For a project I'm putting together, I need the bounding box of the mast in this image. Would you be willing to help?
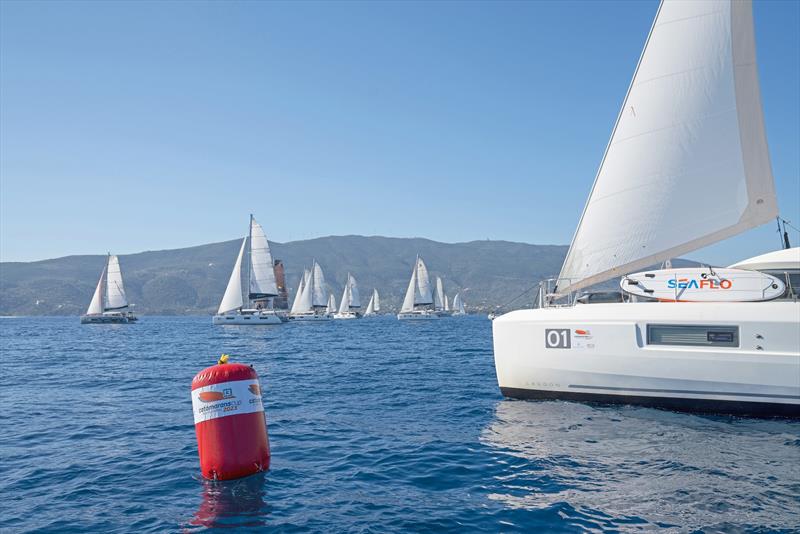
[247,213,253,309]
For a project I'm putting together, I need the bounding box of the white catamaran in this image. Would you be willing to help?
[398,256,438,320]
[81,254,137,324]
[493,0,800,417]
[364,289,381,316]
[213,215,286,325]
[334,273,361,319]
[289,261,332,321]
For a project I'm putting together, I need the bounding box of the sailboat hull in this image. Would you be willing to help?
[397,311,438,320]
[288,313,331,322]
[213,311,286,325]
[492,302,800,417]
[80,314,131,324]
[333,312,360,320]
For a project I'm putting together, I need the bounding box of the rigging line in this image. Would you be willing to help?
[496,282,541,310]
[780,218,800,234]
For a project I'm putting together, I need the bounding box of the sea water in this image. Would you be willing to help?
[1,316,798,532]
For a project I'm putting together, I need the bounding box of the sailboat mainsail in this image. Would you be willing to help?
[557,0,777,296]
[311,261,328,308]
[444,294,450,312]
[364,289,380,316]
[291,269,313,314]
[104,255,128,310]
[248,216,278,299]
[453,293,465,314]
[218,239,247,314]
[415,257,433,304]
[434,277,445,310]
[327,293,337,315]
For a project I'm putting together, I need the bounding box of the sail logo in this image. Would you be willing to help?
[198,388,235,403]
[667,278,732,290]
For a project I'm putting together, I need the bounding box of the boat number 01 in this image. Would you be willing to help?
[545,329,571,349]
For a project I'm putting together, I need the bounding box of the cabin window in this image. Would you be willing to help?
[647,324,739,347]
[226,317,234,320]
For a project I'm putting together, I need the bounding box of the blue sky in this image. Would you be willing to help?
[1,0,798,264]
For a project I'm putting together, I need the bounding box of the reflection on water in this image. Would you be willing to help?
[481,399,800,531]
[187,473,269,530]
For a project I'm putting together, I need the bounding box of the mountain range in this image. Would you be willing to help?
[0,236,571,315]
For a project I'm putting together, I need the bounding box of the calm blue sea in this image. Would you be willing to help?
[1,316,798,533]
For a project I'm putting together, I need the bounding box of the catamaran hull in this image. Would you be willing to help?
[80,315,130,324]
[333,313,359,320]
[213,313,286,325]
[397,311,438,320]
[288,314,331,322]
[492,302,800,417]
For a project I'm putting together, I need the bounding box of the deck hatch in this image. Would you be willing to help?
[647,324,739,347]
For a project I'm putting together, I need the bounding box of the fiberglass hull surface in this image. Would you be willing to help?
[492,301,800,417]
[213,313,285,325]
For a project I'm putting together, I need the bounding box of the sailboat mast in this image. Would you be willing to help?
[247,214,253,309]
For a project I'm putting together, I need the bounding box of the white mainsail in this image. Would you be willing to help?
[364,294,375,315]
[291,269,312,314]
[401,264,417,313]
[373,289,380,311]
[311,261,328,307]
[86,265,106,315]
[347,274,360,309]
[444,294,450,312]
[218,239,246,314]
[249,216,278,298]
[337,282,349,314]
[453,292,465,314]
[104,255,128,310]
[415,257,433,304]
[328,293,337,315]
[557,0,777,295]
[433,277,445,310]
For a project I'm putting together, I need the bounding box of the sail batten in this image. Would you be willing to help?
[556,0,776,295]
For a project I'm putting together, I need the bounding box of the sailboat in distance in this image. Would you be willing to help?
[433,276,450,317]
[492,0,799,417]
[334,273,361,319]
[213,215,286,325]
[452,293,466,316]
[81,254,137,324]
[398,256,438,320]
[289,260,332,321]
[364,289,381,316]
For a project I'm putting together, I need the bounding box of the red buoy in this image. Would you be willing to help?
[191,356,270,480]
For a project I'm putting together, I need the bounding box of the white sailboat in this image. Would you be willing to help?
[212,215,286,325]
[326,293,337,315]
[398,256,438,320]
[433,276,450,317]
[444,294,450,313]
[452,293,466,316]
[289,260,332,321]
[81,254,137,324]
[492,0,800,416]
[334,273,361,319]
[364,289,381,316]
